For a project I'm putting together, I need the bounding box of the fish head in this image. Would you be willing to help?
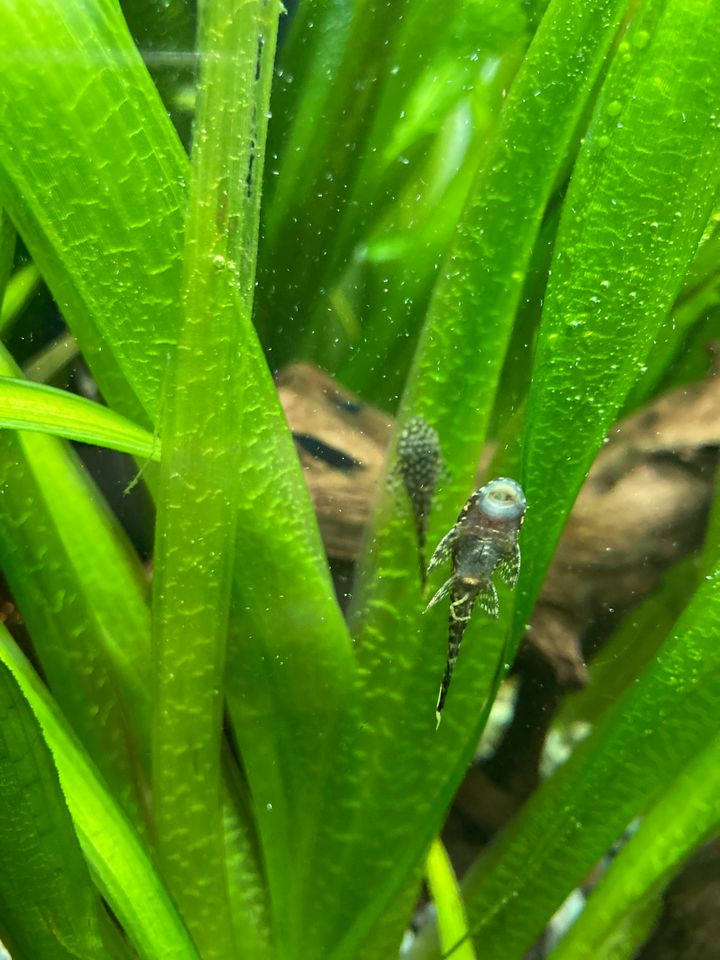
[476,478,526,520]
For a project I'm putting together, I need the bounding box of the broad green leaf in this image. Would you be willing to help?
[623,212,720,410]
[514,0,720,643]
[0,0,187,425]
[301,3,629,957]
[0,658,105,960]
[0,375,158,459]
[425,839,476,960]
[0,626,200,960]
[437,565,720,960]
[151,1,281,956]
[548,731,720,959]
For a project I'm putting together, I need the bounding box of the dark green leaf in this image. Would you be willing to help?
[0,659,105,960]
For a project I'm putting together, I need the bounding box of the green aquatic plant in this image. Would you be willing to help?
[0,0,719,959]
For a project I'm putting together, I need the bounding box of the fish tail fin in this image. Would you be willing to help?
[435,591,473,727]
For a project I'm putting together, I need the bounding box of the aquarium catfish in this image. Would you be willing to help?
[391,416,446,587]
[425,477,527,727]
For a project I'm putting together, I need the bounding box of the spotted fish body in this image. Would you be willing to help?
[393,417,445,586]
[425,478,527,727]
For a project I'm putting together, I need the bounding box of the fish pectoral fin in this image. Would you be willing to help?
[426,528,456,574]
[497,543,521,589]
[424,577,453,611]
[476,582,499,619]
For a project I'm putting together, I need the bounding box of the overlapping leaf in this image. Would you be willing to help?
[0,658,105,960]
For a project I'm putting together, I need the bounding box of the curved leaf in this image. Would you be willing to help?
[0,343,152,830]
[0,12,357,954]
[514,0,720,641]
[548,729,720,960]
[0,375,158,459]
[0,627,200,960]
[0,658,105,960]
[0,0,187,424]
[447,564,720,960]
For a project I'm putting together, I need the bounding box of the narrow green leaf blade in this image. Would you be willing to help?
[0,262,41,336]
[151,2,281,957]
[425,839,476,960]
[0,658,105,960]
[0,375,159,460]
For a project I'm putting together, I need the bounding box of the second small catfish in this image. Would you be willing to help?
[426,478,527,726]
[393,417,446,586]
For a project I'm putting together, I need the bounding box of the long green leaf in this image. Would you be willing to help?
[0,375,158,459]
[151,0,280,955]
[406,4,720,955]
[0,658,105,960]
[513,0,720,642]
[0,0,187,425]
[301,3,629,957]
[0,626,200,960]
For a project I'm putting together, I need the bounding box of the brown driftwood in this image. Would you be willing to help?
[277,363,392,563]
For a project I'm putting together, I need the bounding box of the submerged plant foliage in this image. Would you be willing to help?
[0,0,718,959]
